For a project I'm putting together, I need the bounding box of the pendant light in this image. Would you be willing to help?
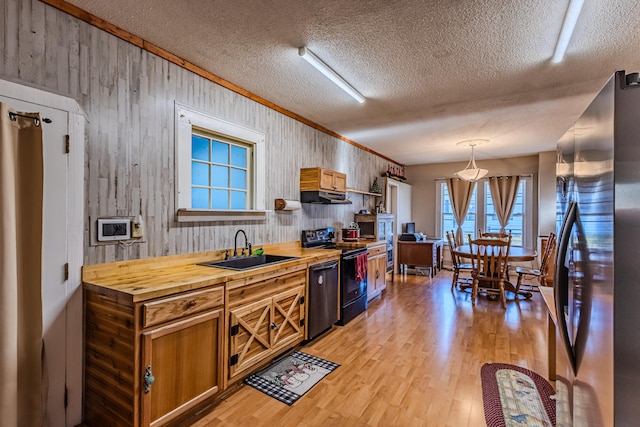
[455,139,489,182]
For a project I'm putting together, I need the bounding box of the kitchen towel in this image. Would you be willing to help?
[355,253,367,281]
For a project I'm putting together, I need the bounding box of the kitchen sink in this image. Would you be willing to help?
[199,254,299,271]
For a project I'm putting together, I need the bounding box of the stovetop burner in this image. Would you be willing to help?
[301,227,335,248]
[301,227,367,256]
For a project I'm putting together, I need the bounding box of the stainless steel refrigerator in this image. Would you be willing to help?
[555,70,640,426]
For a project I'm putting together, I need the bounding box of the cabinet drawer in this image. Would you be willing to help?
[143,287,224,328]
[368,244,386,257]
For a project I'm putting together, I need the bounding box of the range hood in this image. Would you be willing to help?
[300,191,352,204]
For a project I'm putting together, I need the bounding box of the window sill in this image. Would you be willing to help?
[176,208,269,222]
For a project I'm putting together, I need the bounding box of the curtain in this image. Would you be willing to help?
[0,103,44,427]
[488,176,521,233]
[446,178,476,246]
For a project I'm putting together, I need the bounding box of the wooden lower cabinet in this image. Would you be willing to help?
[227,269,306,382]
[83,266,307,426]
[141,309,224,426]
[84,286,225,427]
[367,243,387,301]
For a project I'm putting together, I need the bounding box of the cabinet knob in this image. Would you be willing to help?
[144,365,155,393]
[270,322,278,330]
[186,300,197,308]
[376,270,380,279]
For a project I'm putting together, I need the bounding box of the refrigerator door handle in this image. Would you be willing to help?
[555,201,577,373]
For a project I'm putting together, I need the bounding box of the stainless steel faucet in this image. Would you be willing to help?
[233,229,252,257]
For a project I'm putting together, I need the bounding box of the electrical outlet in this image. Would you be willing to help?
[131,216,144,238]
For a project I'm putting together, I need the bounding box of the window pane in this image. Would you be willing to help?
[192,188,209,209]
[191,162,209,186]
[211,165,229,187]
[211,140,229,163]
[442,183,476,242]
[230,168,247,189]
[230,145,247,168]
[230,191,246,209]
[485,181,524,246]
[211,189,228,209]
[192,135,209,161]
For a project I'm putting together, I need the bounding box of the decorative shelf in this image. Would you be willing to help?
[346,188,382,197]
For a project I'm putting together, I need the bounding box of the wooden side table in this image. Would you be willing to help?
[397,239,443,277]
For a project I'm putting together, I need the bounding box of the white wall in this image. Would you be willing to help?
[538,151,557,236]
[385,178,412,234]
[0,0,392,265]
[407,155,541,239]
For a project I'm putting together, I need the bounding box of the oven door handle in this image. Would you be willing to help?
[342,251,367,261]
[311,262,338,272]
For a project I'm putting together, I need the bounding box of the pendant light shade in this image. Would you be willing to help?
[455,139,489,181]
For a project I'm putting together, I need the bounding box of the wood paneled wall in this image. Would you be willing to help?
[0,0,389,264]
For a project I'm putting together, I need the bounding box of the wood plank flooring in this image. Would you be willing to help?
[191,271,551,426]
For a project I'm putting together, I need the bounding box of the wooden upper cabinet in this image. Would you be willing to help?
[300,167,347,193]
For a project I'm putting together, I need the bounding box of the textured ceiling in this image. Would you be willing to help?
[66,0,640,165]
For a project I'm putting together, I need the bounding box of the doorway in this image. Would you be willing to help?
[0,80,84,426]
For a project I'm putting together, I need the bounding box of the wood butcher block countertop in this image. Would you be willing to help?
[82,241,340,302]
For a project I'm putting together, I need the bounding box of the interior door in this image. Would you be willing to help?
[0,97,70,426]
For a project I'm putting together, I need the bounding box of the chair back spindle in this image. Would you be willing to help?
[468,234,512,307]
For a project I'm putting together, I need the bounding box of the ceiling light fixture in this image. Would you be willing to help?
[298,46,365,103]
[455,139,489,182]
[551,0,585,63]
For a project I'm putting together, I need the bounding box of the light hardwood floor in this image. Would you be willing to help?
[192,271,551,426]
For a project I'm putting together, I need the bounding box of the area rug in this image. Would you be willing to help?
[243,350,339,405]
[481,363,556,427]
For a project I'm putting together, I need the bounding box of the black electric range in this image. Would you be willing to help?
[302,227,368,325]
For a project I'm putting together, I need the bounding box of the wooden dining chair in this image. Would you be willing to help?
[478,229,512,240]
[468,234,512,308]
[515,232,556,293]
[446,230,473,291]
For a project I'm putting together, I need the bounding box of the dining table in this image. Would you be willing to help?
[452,244,538,299]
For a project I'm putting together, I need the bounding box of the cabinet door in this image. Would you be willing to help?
[319,169,336,191]
[141,309,223,427]
[272,286,305,352]
[385,219,395,240]
[377,220,386,240]
[375,254,387,293]
[367,256,379,300]
[228,297,273,379]
[367,254,387,301]
[333,172,346,192]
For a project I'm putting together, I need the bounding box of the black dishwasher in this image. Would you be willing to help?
[308,260,339,340]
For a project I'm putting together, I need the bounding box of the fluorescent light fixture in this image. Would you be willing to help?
[298,46,365,103]
[455,139,489,182]
[552,0,585,63]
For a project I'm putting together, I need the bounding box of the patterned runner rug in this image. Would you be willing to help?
[481,363,556,427]
[243,350,340,405]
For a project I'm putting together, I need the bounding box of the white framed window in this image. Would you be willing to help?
[435,176,534,248]
[175,103,266,222]
[484,180,526,246]
[440,183,477,241]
